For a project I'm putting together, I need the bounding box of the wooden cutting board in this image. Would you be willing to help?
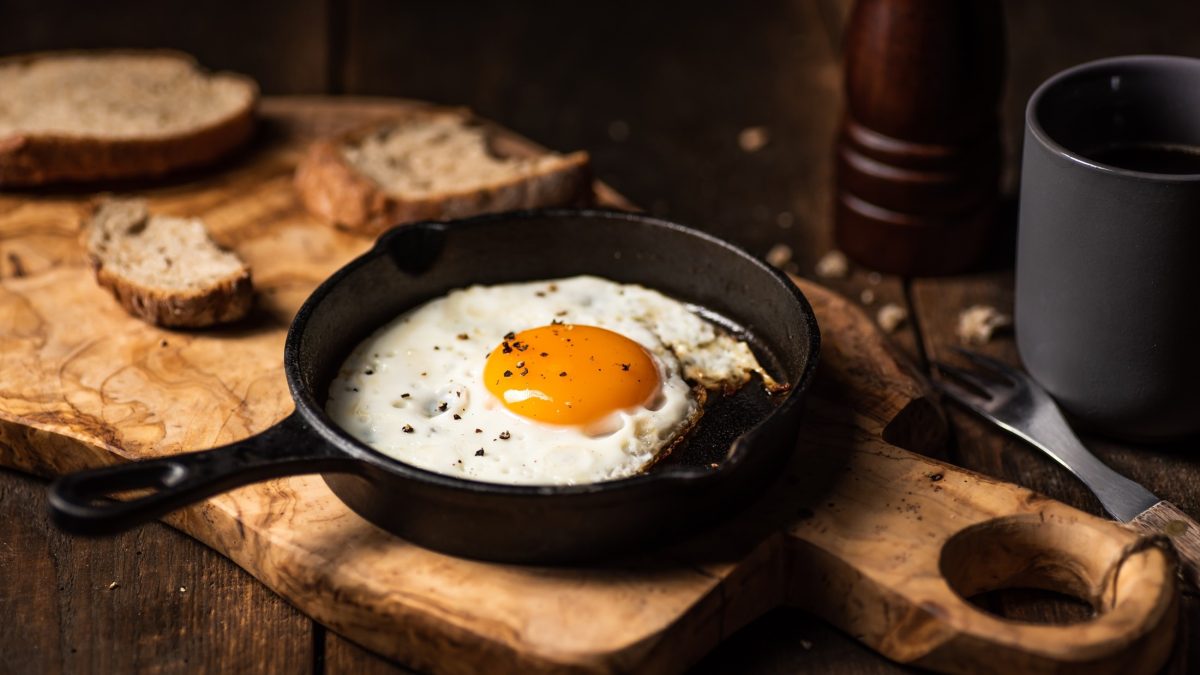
[0,98,1180,674]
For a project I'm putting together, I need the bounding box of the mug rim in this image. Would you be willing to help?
[1026,54,1200,182]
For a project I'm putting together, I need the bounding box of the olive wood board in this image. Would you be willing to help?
[0,98,1180,674]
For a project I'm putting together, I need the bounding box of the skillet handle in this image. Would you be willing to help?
[48,412,356,535]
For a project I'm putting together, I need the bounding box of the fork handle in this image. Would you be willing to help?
[1129,500,1200,590]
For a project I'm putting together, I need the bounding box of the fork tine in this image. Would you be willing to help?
[932,361,998,399]
[949,347,1019,384]
[929,377,993,416]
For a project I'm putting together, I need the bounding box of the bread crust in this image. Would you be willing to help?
[0,50,259,187]
[84,197,255,328]
[91,263,254,329]
[293,108,592,236]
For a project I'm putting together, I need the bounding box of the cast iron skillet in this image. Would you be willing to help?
[48,210,820,563]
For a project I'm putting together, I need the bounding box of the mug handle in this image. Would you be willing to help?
[48,412,357,535]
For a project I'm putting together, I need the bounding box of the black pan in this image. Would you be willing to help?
[48,209,820,563]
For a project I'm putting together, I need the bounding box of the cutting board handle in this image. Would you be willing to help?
[47,413,356,535]
[785,440,1179,673]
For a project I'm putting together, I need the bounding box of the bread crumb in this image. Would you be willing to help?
[179,586,187,593]
[766,243,793,268]
[815,250,849,279]
[738,126,770,152]
[867,272,882,285]
[607,120,630,142]
[776,212,794,229]
[957,305,1012,344]
[107,581,119,590]
[860,289,876,305]
[877,303,907,333]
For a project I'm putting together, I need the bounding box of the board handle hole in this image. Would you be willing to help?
[964,587,1096,625]
[939,516,1106,626]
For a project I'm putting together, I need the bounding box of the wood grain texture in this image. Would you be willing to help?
[323,630,416,675]
[1130,503,1200,591]
[0,467,312,675]
[0,100,1181,672]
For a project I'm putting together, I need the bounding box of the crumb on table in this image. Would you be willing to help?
[877,303,907,333]
[766,243,793,268]
[957,304,1012,344]
[738,126,770,152]
[815,250,849,279]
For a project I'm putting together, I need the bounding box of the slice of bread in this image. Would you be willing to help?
[294,108,591,236]
[0,50,258,186]
[85,199,253,328]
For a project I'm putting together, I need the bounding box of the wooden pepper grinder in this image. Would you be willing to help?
[835,0,1005,275]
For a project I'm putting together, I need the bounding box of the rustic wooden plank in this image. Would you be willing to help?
[0,468,313,675]
[0,0,331,94]
[323,631,417,675]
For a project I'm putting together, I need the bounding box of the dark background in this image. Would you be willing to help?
[5,0,1200,268]
[3,1,1200,673]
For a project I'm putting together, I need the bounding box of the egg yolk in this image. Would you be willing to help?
[483,324,660,425]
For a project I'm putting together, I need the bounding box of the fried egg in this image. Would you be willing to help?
[326,275,772,485]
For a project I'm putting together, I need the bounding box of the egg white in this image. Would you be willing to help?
[325,275,770,485]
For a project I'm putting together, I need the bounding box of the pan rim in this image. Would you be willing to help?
[285,208,821,497]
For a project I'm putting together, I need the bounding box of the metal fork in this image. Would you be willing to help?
[933,348,1200,589]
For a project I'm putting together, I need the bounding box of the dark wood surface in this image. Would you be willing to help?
[0,0,332,94]
[2,1,1199,673]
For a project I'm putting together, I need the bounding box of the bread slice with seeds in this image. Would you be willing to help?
[0,50,257,186]
[85,199,253,328]
[294,107,591,236]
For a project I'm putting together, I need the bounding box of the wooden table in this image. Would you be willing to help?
[2,2,1199,673]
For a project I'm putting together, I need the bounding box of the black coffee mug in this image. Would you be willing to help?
[1017,55,1200,441]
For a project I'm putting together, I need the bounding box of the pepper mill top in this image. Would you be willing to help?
[835,0,1005,276]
